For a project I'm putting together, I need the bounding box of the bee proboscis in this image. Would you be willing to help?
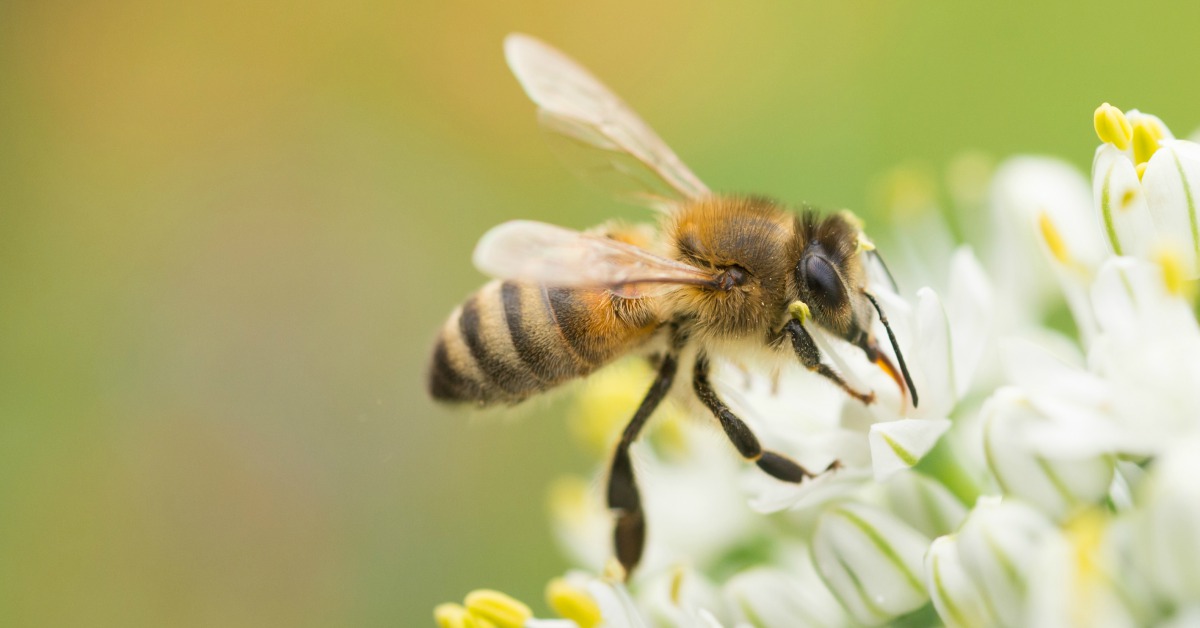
[427,33,917,579]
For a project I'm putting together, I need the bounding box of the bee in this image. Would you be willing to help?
[427,34,917,579]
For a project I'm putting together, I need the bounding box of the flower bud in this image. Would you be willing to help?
[725,564,849,628]
[883,470,968,539]
[981,387,1115,521]
[925,535,995,628]
[811,502,931,625]
[956,497,1062,627]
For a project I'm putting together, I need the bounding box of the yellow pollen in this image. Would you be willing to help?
[1132,117,1166,166]
[1155,246,1192,298]
[1093,103,1132,149]
[546,578,602,628]
[435,603,486,628]
[1038,211,1071,265]
[788,300,812,324]
[856,232,876,253]
[464,590,532,628]
[1136,162,1148,181]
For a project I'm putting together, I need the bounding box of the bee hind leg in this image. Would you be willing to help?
[606,350,679,581]
[692,352,828,483]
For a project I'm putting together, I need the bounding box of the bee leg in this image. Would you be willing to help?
[607,351,678,580]
[783,319,875,405]
[692,352,822,483]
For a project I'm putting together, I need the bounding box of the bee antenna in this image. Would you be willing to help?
[863,291,918,408]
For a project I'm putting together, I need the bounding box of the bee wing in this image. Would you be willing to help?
[505,33,710,212]
[473,220,716,296]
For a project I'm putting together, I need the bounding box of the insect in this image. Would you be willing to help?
[427,33,917,579]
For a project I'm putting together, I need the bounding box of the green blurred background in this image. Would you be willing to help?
[1,1,1197,625]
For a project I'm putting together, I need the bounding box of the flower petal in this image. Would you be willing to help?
[914,287,956,419]
[811,503,931,625]
[944,247,995,398]
[925,535,995,628]
[725,565,849,628]
[956,498,1062,627]
[1093,144,1156,259]
[1141,139,1200,278]
[883,470,968,539]
[869,418,952,481]
[979,387,1114,521]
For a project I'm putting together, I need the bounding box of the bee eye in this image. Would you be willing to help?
[716,265,748,290]
[800,255,845,309]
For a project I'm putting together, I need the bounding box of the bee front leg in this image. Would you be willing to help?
[692,353,827,483]
[783,319,875,405]
[607,350,678,581]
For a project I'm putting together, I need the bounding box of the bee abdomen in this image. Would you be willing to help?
[428,280,656,406]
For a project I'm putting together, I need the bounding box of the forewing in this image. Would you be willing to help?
[505,33,710,211]
[473,220,715,296]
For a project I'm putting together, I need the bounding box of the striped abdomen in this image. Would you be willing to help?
[427,280,660,405]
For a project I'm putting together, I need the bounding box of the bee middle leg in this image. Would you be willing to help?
[607,350,678,580]
[692,352,824,483]
[783,319,875,405]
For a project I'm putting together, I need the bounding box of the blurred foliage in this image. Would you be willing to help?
[0,1,1197,626]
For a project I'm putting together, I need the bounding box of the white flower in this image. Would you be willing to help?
[722,546,850,628]
[955,497,1064,627]
[1005,258,1200,460]
[988,156,1105,334]
[810,501,931,625]
[979,386,1115,521]
[441,99,1200,628]
[881,469,968,539]
[925,535,994,628]
[1132,435,1200,607]
[736,246,993,516]
[1093,104,1200,278]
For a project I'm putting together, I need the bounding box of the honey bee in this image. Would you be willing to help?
[428,34,917,578]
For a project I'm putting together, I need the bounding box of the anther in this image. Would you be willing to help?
[1094,103,1132,150]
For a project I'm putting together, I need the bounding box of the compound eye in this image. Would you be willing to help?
[716,265,748,290]
[801,255,845,310]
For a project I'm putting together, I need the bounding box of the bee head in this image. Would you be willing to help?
[792,212,864,335]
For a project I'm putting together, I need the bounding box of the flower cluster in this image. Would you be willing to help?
[434,104,1200,627]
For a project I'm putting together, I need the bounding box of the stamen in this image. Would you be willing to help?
[1093,103,1132,149]
[1132,117,1165,166]
[434,603,478,628]
[669,565,686,605]
[546,578,602,628]
[1155,246,1191,298]
[1136,162,1149,181]
[464,590,533,628]
[1038,211,1071,265]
